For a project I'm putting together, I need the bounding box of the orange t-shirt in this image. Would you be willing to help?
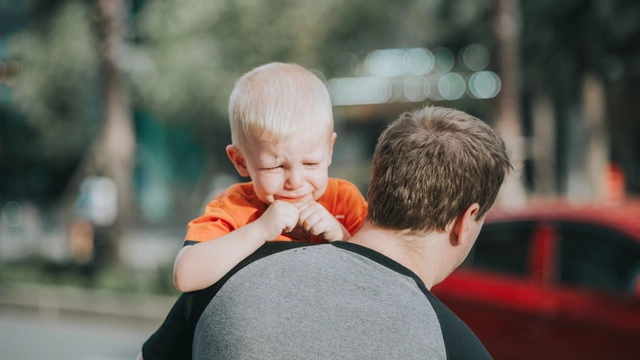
[184,178,368,244]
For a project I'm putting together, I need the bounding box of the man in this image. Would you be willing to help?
[139,106,511,359]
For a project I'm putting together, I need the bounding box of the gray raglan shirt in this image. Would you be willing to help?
[142,241,491,360]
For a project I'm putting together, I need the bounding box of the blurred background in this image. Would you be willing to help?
[0,0,639,359]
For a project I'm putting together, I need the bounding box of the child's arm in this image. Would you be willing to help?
[297,201,351,242]
[173,200,300,292]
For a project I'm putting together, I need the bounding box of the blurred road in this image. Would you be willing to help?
[0,226,182,359]
[0,308,156,360]
[0,284,178,360]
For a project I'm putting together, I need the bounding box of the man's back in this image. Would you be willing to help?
[143,242,490,359]
[195,242,446,359]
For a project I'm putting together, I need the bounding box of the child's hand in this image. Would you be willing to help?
[256,200,300,241]
[297,201,350,241]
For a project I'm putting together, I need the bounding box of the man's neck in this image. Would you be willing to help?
[349,222,449,289]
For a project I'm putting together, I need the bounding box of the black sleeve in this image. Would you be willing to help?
[141,241,312,359]
[142,293,193,360]
[424,291,493,360]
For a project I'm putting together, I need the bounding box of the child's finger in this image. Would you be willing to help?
[308,219,329,237]
[284,211,300,233]
[301,212,322,232]
[298,202,322,220]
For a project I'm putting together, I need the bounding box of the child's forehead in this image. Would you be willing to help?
[250,132,332,155]
[255,124,331,143]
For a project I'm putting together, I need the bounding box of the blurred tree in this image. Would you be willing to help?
[5,0,100,209]
[8,1,99,169]
[3,0,640,266]
[521,0,640,198]
[129,0,497,124]
[2,0,508,227]
[7,0,135,265]
[494,0,527,206]
[126,0,458,211]
[89,0,136,262]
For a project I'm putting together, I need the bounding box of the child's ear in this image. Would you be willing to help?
[327,132,337,165]
[226,145,250,177]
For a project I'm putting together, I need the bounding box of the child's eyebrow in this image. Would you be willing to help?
[255,152,281,163]
[257,160,281,167]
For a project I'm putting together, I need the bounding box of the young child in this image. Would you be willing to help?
[173,63,368,292]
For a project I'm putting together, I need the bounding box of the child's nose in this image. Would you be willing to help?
[285,169,304,189]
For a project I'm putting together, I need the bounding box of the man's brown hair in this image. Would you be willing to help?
[367,106,512,234]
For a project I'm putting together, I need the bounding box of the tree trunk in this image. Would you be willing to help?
[531,93,556,196]
[581,73,609,202]
[61,0,135,267]
[92,0,136,264]
[494,0,528,207]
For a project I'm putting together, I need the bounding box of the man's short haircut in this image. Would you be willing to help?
[228,62,333,151]
[367,106,512,234]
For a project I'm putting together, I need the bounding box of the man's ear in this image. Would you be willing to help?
[450,203,481,246]
[226,145,250,177]
[327,132,337,166]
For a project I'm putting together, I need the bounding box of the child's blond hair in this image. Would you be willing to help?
[228,63,334,151]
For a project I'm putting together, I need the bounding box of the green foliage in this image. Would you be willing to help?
[522,0,640,87]
[4,0,640,199]
[130,0,346,124]
[7,0,99,164]
[4,0,498,160]
[0,257,180,295]
[128,0,229,123]
[129,0,497,126]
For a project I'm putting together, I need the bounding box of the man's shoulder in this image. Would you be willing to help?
[192,241,455,359]
[422,290,493,359]
[245,241,314,262]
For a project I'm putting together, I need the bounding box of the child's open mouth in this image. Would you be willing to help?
[276,195,307,203]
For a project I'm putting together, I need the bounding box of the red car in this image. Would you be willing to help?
[432,199,640,360]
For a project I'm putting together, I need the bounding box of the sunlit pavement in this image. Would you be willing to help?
[0,284,178,360]
[0,226,182,359]
[1,308,150,360]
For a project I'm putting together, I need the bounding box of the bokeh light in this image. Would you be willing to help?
[423,77,432,99]
[460,44,490,71]
[427,74,444,101]
[328,46,499,105]
[403,76,428,102]
[328,77,392,106]
[438,73,466,100]
[432,47,454,73]
[468,71,501,99]
[404,48,435,75]
[390,78,403,102]
[364,48,436,77]
[2,201,24,227]
[365,49,406,77]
